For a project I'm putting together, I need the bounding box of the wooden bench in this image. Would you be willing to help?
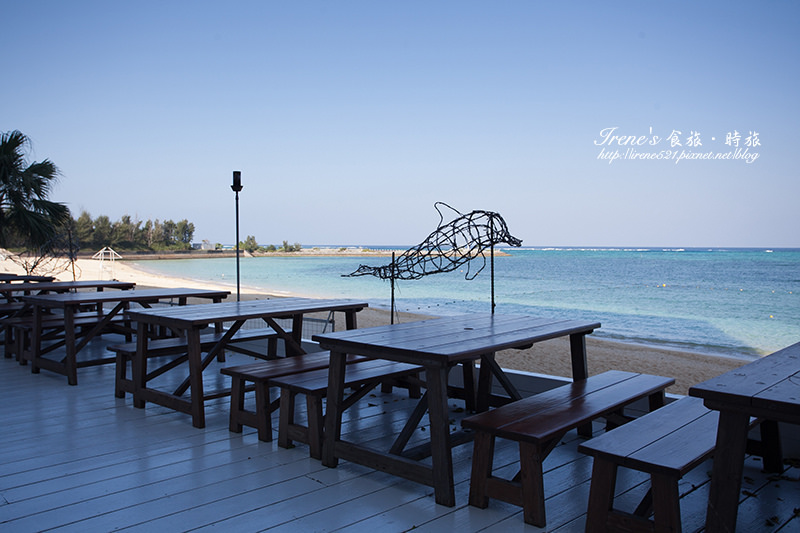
[220,352,368,442]
[272,359,425,459]
[0,301,24,317]
[0,302,26,353]
[578,396,779,533]
[460,370,675,527]
[110,327,284,398]
[6,312,127,365]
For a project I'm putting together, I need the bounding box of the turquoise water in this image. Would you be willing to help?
[132,248,799,360]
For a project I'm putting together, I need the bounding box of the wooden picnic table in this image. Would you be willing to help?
[21,287,229,385]
[689,341,800,533]
[1,280,136,302]
[2,280,136,360]
[313,314,601,507]
[125,297,368,428]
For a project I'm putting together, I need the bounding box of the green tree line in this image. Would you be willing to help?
[74,211,195,251]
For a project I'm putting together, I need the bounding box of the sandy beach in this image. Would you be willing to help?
[1,255,748,394]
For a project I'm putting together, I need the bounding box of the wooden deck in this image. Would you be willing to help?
[1,334,798,532]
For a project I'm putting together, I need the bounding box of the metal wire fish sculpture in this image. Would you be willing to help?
[345,202,522,318]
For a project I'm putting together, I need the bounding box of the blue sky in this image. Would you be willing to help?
[4,2,798,247]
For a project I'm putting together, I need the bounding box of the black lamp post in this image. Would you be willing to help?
[231,171,243,301]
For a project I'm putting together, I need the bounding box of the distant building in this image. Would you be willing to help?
[192,242,216,250]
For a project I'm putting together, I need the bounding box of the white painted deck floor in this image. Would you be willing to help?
[1,335,798,532]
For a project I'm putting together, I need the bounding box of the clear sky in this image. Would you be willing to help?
[4,1,798,248]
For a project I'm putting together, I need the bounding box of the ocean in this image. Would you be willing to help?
[131,247,799,360]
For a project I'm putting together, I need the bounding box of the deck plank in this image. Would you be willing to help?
[1,335,797,532]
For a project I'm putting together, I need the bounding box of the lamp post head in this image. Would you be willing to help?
[231,171,243,192]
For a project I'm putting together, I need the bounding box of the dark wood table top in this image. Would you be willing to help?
[126,297,369,329]
[22,287,229,308]
[313,314,601,366]
[690,341,800,423]
[0,280,135,295]
[0,274,55,282]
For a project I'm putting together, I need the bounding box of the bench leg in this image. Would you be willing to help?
[115,354,127,398]
[278,388,297,450]
[519,441,547,527]
[380,374,422,399]
[758,420,784,473]
[306,394,324,459]
[650,472,681,533]
[586,459,618,533]
[15,328,28,367]
[229,377,245,434]
[254,382,272,442]
[3,325,14,360]
[648,390,667,411]
[468,431,495,509]
[462,361,477,412]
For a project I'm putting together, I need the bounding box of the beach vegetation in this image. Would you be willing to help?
[71,211,196,252]
[0,130,70,249]
[241,235,259,253]
[236,237,301,254]
[280,240,302,253]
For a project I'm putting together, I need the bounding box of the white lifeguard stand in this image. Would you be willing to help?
[92,247,122,280]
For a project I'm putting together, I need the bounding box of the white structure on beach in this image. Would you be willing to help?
[92,246,122,279]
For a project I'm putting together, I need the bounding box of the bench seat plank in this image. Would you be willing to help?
[220,352,368,442]
[577,396,772,533]
[460,370,674,528]
[579,394,710,461]
[462,370,672,443]
[581,397,718,476]
[221,352,365,381]
[273,359,424,458]
[271,359,422,393]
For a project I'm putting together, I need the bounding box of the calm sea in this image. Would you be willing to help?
[131,247,799,360]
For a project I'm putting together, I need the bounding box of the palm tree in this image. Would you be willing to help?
[0,130,70,248]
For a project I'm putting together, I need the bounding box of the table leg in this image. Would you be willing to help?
[478,353,522,411]
[291,314,304,355]
[704,409,750,533]
[570,333,591,437]
[477,357,493,413]
[30,305,43,372]
[462,361,477,412]
[569,333,589,381]
[75,301,125,354]
[64,305,78,385]
[186,328,206,428]
[132,322,149,409]
[426,364,456,507]
[265,316,306,356]
[345,310,358,330]
[322,350,347,468]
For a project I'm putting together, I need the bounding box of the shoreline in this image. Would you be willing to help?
[1,256,748,394]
